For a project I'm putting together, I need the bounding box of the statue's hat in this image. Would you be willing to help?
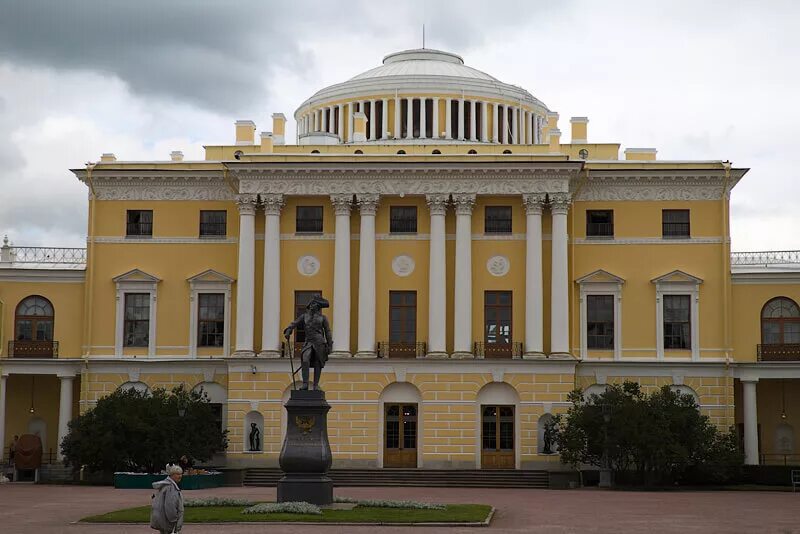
[307,295,330,309]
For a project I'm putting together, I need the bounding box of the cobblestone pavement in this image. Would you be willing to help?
[0,484,798,533]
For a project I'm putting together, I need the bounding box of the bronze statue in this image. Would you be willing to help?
[249,422,261,451]
[283,295,332,391]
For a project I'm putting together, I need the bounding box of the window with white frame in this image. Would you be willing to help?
[188,270,234,357]
[652,270,702,360]
[113,269,160,356]
[576,270,624,360]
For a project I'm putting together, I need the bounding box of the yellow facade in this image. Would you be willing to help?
[1,47,799,471]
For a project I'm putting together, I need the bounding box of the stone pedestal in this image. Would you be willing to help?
[277,389,333,505]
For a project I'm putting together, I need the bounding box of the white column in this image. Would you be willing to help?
[528,112,534,144]
[321,107,328,132]
[512,106,519,144]
[57,375,74,458]
[337,104,344,140]
[431,98,439,139]
[427,194,448,357]
[260,194,284,357]
[381,98,389,139]
[331,194,352,356]
[356,194,379,358]
[523,194,546,356]
[453,194,475,358]
[550,193,571,355]
[445,98,452,139]
[457,98,465,140]
[348,102,355,141]
[469,100,477,141]
[406,97,414,139]
[313,110,319,132]
[394,96,401,139]
[369,99,376,140]
[492,103,499,143]
[234,194,257,355]
[419,98,427,139]
[743,379,760,465]
[481,101,488,142]
[521,110,527,144]
[0,374,7,465]
[500,104,507,143]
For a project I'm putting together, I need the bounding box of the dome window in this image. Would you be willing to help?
[354,150,363,154]
[503,149,512,154]
[432,150,441,154]
[311,150,320,154]
[233,150,243,160]
[579,148,589,160]
[468,149,477,155]
[397,150,406,155]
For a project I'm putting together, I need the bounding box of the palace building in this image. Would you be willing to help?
[1,48,799,472]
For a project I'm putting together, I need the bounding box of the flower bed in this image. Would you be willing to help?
[113,471,223,490]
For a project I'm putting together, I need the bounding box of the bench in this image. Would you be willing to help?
[792,470,800,492]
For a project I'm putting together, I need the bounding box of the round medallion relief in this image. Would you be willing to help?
[297,255,320,277]
[392,255,415,277]
[487,255,510,277]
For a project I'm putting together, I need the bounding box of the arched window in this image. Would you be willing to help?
[761,297,800,344]
[397,150,406,155]
[431,149,441,154]
[468,149,477,155]
[15,296,55,350]
[502,149,512,154]
[311,150,320,154]
[354,150,363,154]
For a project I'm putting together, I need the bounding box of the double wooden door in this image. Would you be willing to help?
[384,403,418,468]
[481,405,515,469]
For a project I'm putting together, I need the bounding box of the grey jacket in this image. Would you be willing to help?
[150,478,184,533]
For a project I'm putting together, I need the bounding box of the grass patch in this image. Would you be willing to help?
[82,503,492,524]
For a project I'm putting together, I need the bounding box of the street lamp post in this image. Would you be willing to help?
[599,402,613,488]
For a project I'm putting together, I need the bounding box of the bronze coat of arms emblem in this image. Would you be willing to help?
[295,415,316,434]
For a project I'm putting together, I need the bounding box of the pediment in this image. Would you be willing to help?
[112,268,161,283]
[651,270,703,285]
[187,269,235,284]
[576,269,625,285]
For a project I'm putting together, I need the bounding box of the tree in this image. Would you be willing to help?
[549,382,743,485]
[61,385,227,474]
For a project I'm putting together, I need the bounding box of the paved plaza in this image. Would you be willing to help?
[0,484,798,533]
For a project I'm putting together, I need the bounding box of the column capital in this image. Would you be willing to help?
[549,192,572,214]
[261,194,285,215]
[426,194,449,216]
[357,194,380,216]
[236,194,258,215]
[452,193,476,215]
[523,193,547,215]
[330,194,353,216]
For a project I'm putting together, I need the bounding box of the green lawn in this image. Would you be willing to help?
[82,504,493,524]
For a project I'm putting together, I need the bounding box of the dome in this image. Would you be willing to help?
[349,49,499,82]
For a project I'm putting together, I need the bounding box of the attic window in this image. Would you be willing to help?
[311,150,320,154]
[234,150,243,160]
[354,150,363,154]
[432,149,441,154]
[397,150,406,155]
[502,149,512,154]
[468,149,477,154]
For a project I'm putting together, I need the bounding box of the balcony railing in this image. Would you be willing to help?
[1,244,86,265]
[731,250,800,265]
[474,341,523,359]
[377,342,426,359]
[7,340,58,358]
[757,344,800,361]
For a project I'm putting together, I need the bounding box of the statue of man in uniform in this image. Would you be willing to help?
[283,295,332,391]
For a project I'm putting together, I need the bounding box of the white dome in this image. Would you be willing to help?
[349,49,499,82]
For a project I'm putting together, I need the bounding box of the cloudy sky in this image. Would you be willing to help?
[1,0,798,250]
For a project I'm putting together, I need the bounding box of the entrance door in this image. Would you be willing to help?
[388,291,417,358]
[481,405,515,469]
[384,403,418,467]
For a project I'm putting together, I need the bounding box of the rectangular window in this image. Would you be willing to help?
[199,210,227,237]
[390,206,417,233]
[485,291,512,344]
[485,206,512,234]
[389,291,417,344]
[662,209,690,238]
[296,206,323,233]
[198,293,225,347]
[663,294,691,349]
[587,295,614,349]
[293,290,321,342]
[586,210,614,237]
[123,293,150,347]
[126,210,153,237]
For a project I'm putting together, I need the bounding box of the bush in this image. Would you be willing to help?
[242,502,322,515]
[61,385,227,474]
[549,382,743,486]
[185,497,256,507]
[333,497,445,510]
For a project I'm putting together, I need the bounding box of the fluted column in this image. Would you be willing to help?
[445,98,452,139]
[742,379,760,465]
[550,193,571,355]
[512,106,519,144]
[427,194,449,357]
[468,100,476,141]
[369,99,376,140]
[394,96,401,139]
[234,194,257,355]
[356,194,380,358]
[481,102,488,142]
[492,103,499,142]
[348,102,355,141]
[457,98,465,140]
[406,97,414,139]
[337,104,344,140]
[260,194,284,357]
[313,110,319,132]
[419,98,427,139]
[520,110,527,144]
[452,194,475,358]
[321,107,327,132]
[330,194,352,357]
[57,375,74,458]
[381,98,389,139]
[523,194,546,357]
[431,97,440,139]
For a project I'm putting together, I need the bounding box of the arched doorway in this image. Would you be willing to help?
[476,382,519,469]
[14,296,55,357]
[380,383,421,468]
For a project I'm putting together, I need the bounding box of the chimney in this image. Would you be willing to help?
[271,113,286,145]
[170,150,184,162]
[542,111,559,142]
[260,131,274,153]
[624,148,657,161]
[235,120,256,145]
[548,128,562,153]
[100,153,117,162]
[570,117,588,144]
[352,111,367,143]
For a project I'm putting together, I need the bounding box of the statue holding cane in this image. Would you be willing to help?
[283,295,332,391]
